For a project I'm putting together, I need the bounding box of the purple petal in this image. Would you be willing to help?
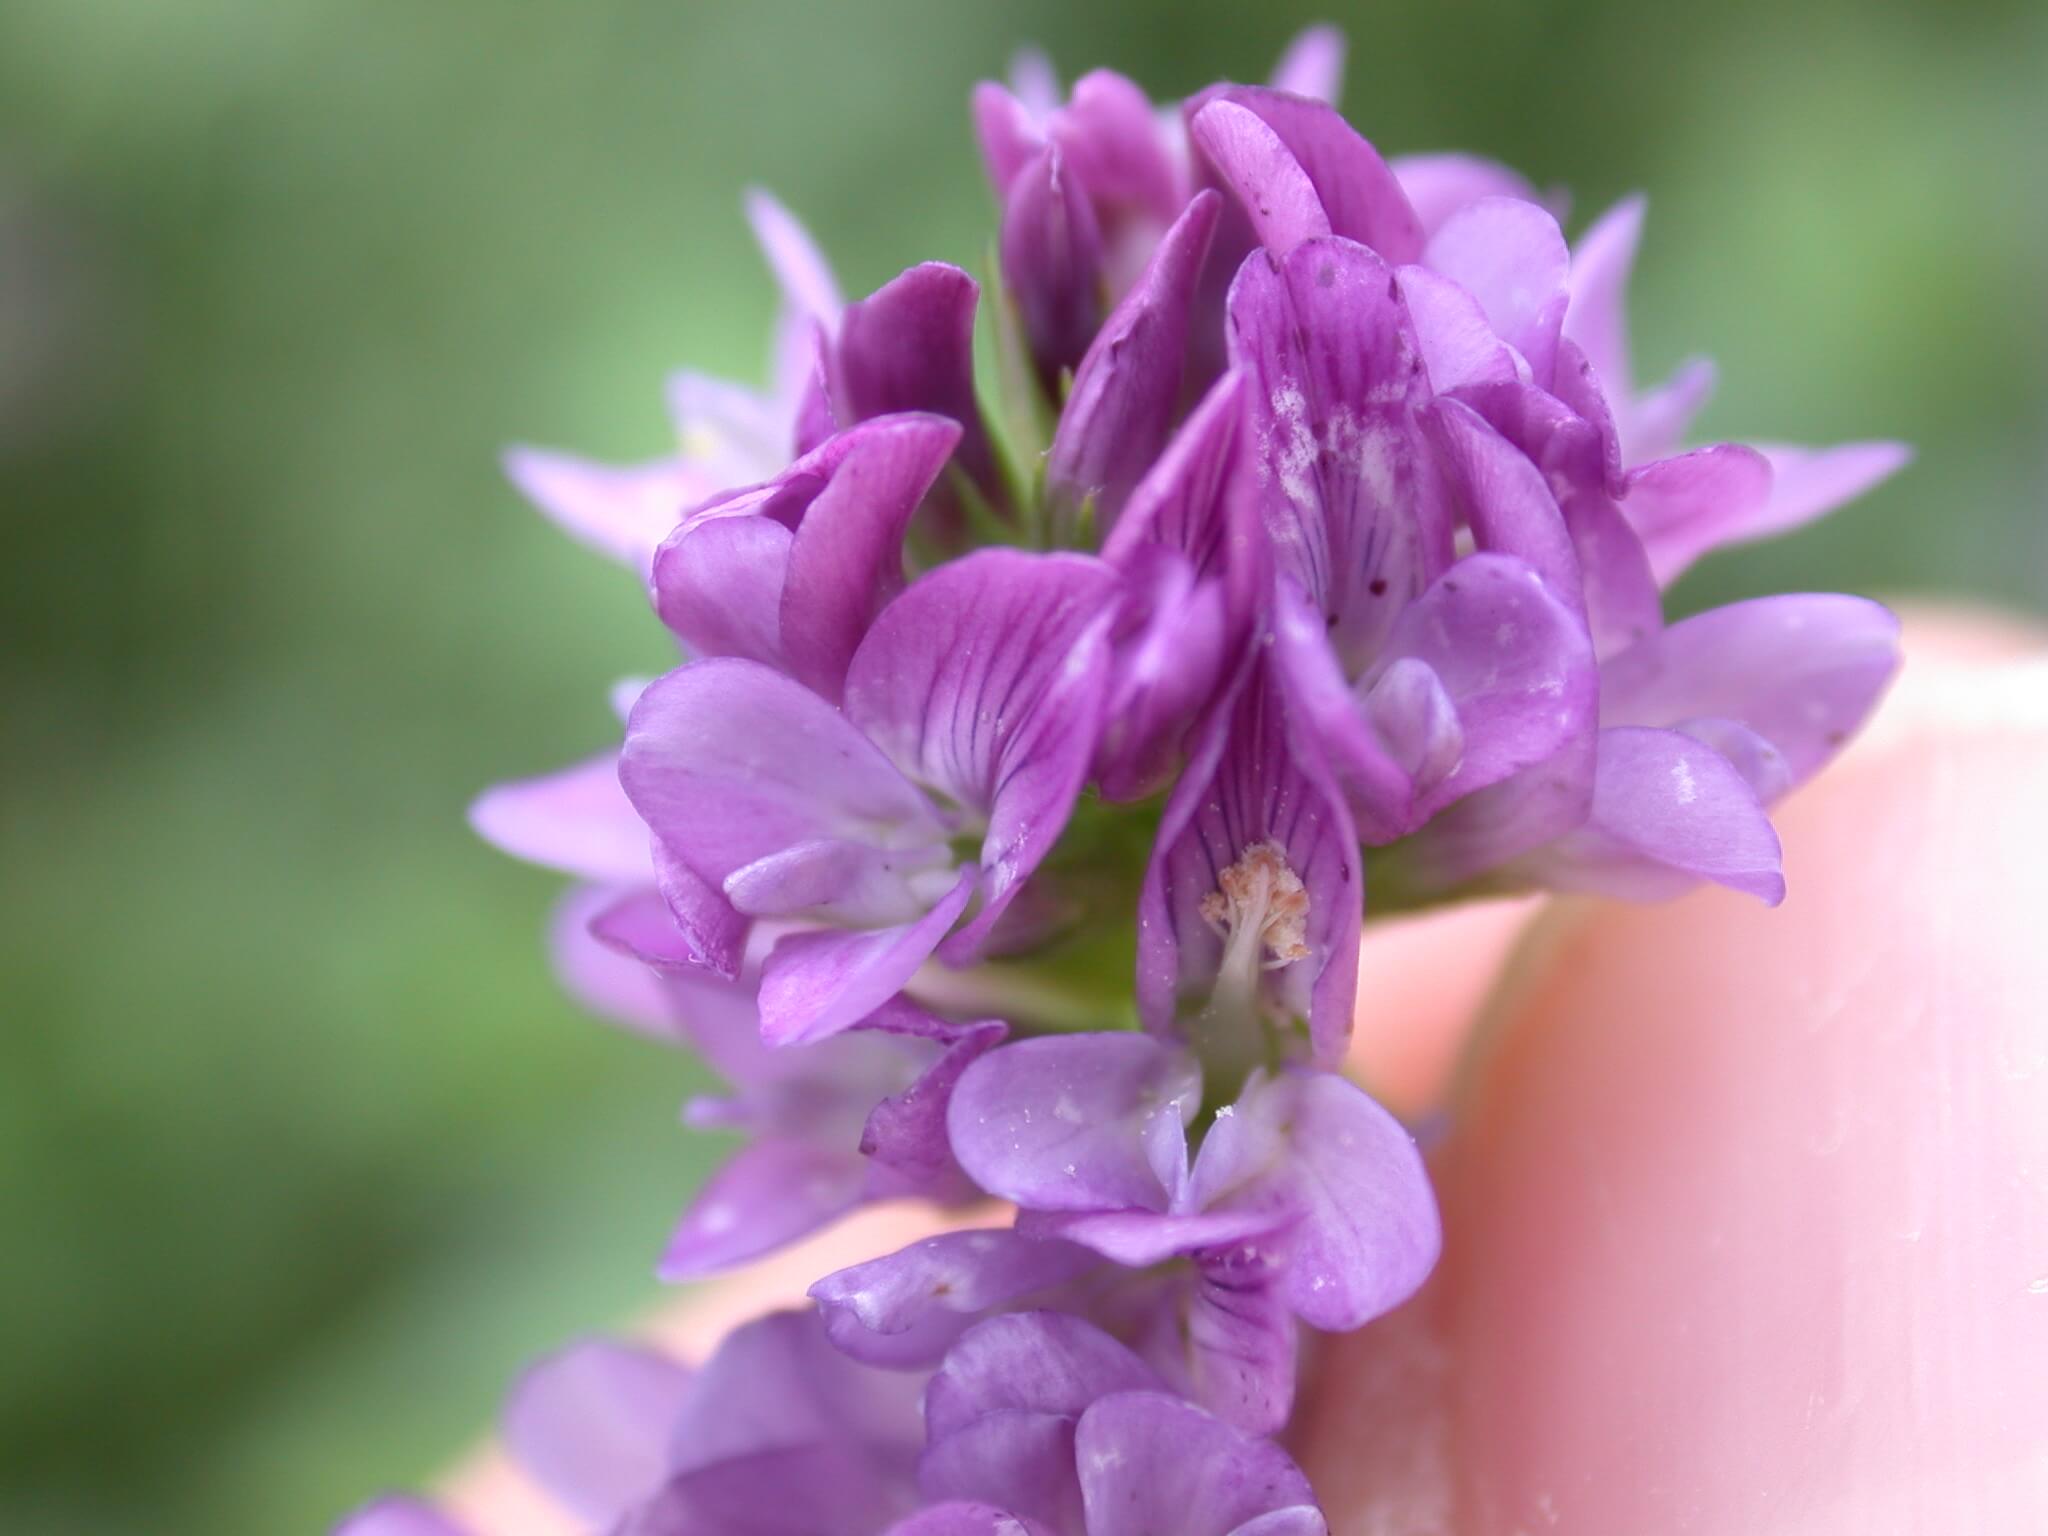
[1073,1391,1321,1536]
[1622,354,1717,465]
[1211,1070,1440,1331]
[1178,1250,1299,1434]
[470,753,649,885]
[1562,194,1644,399]
[834,263,997,500]
[550,885,676,1037]
[1267,25,1347,104]
[588,883,720,977]
[885,1503,1051,1536]
[918,1412,1082,1533]
[755,872,975,1046]
[649,842,751,980]
[1056,69,1185,228]
[664,371,794,488]
[1194,87,1422,264]
[948,1034,1199,1213]
[1422,395,1582,598]
[1519,724,1785,903]
[331,1498,470,1536]
[1187,100,1331,257]
[1143,658,1363,1065]
[1390,724,1598,889]
[502,1339,690,1524]
[844,551,1120,958]
[501,447,703,578]
[861,1019,1008,1197]
[658,1135,868,1280]
[1368,552,1597,821]
[1423,197,1571,389]
[779,414,963,698]
[621,659,949,918]
[1622,442,1775,584]
[1002,146,1106,392]
[1099,368,1255,586]
[1558,489,1663,659]
[926,1312,1161,1439]
[1599,594,1900,790]
[1045,191,1221,530]
[652,510,794,665]
[810,1230,1104,1368]
[1748,440,1912,541]
[1226,236,1448,666]
[629,1443,921,1536]
[1092,544,1231,802]
[1392,152,1541,238]
[1398,264,1518,392]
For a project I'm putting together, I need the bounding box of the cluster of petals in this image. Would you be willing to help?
[365,23,1910,1533]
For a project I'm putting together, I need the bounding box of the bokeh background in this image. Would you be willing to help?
[2,0,2043,1529]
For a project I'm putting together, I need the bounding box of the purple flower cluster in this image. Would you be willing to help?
[349,25,1904,1533]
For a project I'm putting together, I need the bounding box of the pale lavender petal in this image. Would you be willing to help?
[834,263,997,498]
[1747,440,1912,541]
[332,1499,469,1536]
[1002,146,1106,392]
[659,1135,867,1280]
[1267,578,1412,839]
[973,80,1045,197]
[1045,191,1220,529]
[1074,1391,1320,1536]
[1559,489,1663,659]
[1230,1510,1330,1536]
[948,1033,1200,1212]
[810,1230,1103,1367]
[628,1444,920,1536]
[1018,1205,1283,1269]
[652,510,794,665]
[1599,594,1900,789]
[1398,264,1518,392]
[1196,87,1422,263]
[1213,1070,1440,1331]
[1226,235,1448,666]
[1424,196,1571,389]
[649,841,751,980]
[1391,725,1598,888]
[925,1312,1161,1440]
[861,1019,1007,1196]
[671,1308,925,1473]
[502,1339,690,1524]
[1621,354,1716,465]
[1550,337,1627,497]
[744,186,843,329]
[587,884,714,975]
[621,659,949,913]
[919,1412,1081,1533]
[755,871,975,1046]
[780,414,963,698]
[664,371,793,488]
[1187,101,1331,256]
[470,753,648,885]
[1143,657,1363,1065]
[501,447,703,577]
[1562,193,1644,400]
[550,885,676,1037]
[1392,152,1541,238]
[1267,25,1347,104]
[1622,442,1775,584]
[845,551,1120,957]
[1518,724,1785,903]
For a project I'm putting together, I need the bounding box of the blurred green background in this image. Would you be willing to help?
[1,0,2042,1529]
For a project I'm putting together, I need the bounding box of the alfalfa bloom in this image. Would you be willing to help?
[393,20,1914,1535]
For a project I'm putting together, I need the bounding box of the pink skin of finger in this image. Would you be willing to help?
[445,608,2048,1535]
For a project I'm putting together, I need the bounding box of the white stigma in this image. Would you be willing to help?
[1200,840,1311,972]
